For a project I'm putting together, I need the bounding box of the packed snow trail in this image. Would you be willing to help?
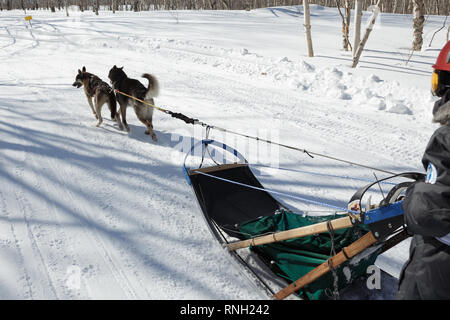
[0,7,446,299]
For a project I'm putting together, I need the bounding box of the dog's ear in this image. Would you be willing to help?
[82,66,86,72]
[119,66,123,70]
[78,69,82,74]
[113,65,117,69]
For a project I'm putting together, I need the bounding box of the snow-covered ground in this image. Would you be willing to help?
[0,5,446,299]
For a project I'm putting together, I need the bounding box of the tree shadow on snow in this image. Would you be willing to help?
[0,103,230,299]
[267,7,303,18]
[316,54,430,76]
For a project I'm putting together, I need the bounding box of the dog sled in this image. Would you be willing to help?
[183,139,424,300]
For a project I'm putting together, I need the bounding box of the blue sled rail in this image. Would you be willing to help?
[364,201,403,225]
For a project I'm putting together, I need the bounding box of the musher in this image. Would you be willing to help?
[397,41,450,299]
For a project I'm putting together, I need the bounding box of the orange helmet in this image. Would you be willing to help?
[432,41,450,96]
[433,41,450,71]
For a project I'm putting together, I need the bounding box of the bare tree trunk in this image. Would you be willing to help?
[303,0,314,57]
[352,0,381,68]
[344,0,351,50]
[20,0,26,13]
[221,0,229,9]
[412,0,425,51]
[428,15,448,47]
[336,0,352,51]
[392,0,398,13]
[65,0,69,16]
[133,0,140,11]
[353,0,362,57]
[403,0,410,14]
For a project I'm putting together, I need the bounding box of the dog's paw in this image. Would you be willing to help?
[151,133,157,142]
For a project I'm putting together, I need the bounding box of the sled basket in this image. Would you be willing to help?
[183,140,381,299]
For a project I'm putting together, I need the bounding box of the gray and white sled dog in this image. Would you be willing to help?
[72,66,123,130]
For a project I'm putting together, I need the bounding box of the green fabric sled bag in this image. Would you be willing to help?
[239,210,381,300]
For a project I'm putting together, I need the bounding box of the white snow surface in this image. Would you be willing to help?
[0,6,446,299]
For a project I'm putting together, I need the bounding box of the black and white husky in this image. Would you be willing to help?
[108,65,159,141]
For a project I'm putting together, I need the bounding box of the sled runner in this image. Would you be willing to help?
[183,140,424,300]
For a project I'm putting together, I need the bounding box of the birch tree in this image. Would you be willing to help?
[3,0,450,13]
[344,0,351,51]
[352,0,381,68]
[412,0,425,51]
[303,0,314,57]
[353,0,362,56]
[336,0,352,51]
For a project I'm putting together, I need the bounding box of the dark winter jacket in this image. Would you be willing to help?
[397,97,450,300]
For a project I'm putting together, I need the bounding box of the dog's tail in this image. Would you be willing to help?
[109,90,117,119]
[142,73,159,98]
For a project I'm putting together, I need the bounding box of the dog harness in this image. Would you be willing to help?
[86,75,112,96]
